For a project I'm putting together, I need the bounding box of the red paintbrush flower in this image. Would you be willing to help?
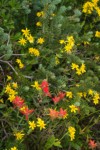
[58,108,68,119]
[52,96,60,104]
[49,108,59,120]
[89,139,97,149]
[12,96,25,108]
[40,80,51,97]
[58,92,65,99]
[20,105,34,120]
[40,80,49,88]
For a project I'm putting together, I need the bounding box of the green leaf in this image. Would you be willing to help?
[0,104,6,109]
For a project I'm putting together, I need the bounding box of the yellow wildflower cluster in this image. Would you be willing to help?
[5,82,18,102]
[95,31,100,38]
[18,28,34,46]
[37,118,46,130]
[68,126,76,141]
[31,81,41,90]
[29,48,40,56]
[14,131,24,140]
[93,92,100,105]
[83,0,100,16]
[36,11,44,27]
[36,11,44,17]
[71,63,86,75]
[16,59,24,69]
[59,36,75,53]
[28,118,46,131]
[10,146,18,150]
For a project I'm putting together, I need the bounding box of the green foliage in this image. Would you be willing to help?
[0,0,100,150]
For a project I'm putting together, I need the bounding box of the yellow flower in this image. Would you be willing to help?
[71,63,79,70]
[27,34,34,43]
[69,105,78,113]
[59,40,65,44]
[18,38,26,46]
[66,91,73,98]
[83,2,94,14]
[36,11,44,17]
[10,146,18,150]
[64,36,75,53]
[76,68,82,75]
[28,121,36,130]
[29,48,40,56]
[21,28,30,37]
[5,84,12,93]
[7,75,12,81]
[31,81,41,90]
[36,22,42,27]
[8,94,15,102]
[14,131,24,140]
[16,59,24,69]
[92,0,99,6]
[37,38,45,44]
[77,92,83,98]
[12,82,18,89]
[37,118,46,130]
[95,7,100,16]
[79,63,86,74]
[93,92,99,105]
[88,89,94,96]
[95,31,100,38]
[68,126,76,141]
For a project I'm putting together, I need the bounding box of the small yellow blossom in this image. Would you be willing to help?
[14,131,24,140]
[12,82,18,89]
[95,31,100,38]
[93,92,99,105]
[83,2,94,14]
[77,92,83,98]
[36,22,42,27]
[64,36,75,53]
[66,91,73,98]
[5,84,12,93]
[37,37,45,44]
[27,34,34,43]
[16,59,24,69]
[36,11,44,17]
[88,89,94,96]
[80,63,86,74]
[71,63,79,70]
[10,146,18,150]
[69,105,78,113]
[37,118,46,130]
[31,81,41,90]
[28,121,36,130]
[21,28,30,37]
[7,75,12,81]
[95,7,100,16]
[8,94,15,102]
[29,48,40,56]
[18,38,26,46]
[68,126,76,141]
[59,40,65,44]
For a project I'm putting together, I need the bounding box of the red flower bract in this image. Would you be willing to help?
[40,80,51,97]
[20,106,34,120]
[12,96,24,108]
[89,139,97,149]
